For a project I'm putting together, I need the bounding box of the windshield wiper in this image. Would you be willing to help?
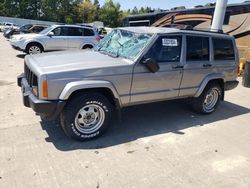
[98,50,118,58]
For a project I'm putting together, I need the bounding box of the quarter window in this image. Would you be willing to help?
[213,38,235,60]
[145,36,182,62]
[84,28,95,36]
[186,36,210,61]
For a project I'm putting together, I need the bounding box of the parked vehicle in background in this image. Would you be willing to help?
[17,27,239,141]
[10,25,100,54]
[0,22,19,32]
[4,24,49,39]
[3,24,33,39]
[22,25,49,34]
[123,2,250,74]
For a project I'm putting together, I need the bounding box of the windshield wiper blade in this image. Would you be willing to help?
[108,53,118,58]
[99,50,118,58]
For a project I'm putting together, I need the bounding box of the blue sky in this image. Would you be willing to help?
[98,0,243,10]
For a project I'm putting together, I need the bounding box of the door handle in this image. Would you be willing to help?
[172,65,184,69]
[203,64,212,68]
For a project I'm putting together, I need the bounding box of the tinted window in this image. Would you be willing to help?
[213,38,235,60]
[22,24,33,30]
[52,27,69,36]
[69,27,84,36]
[32,26,46,33]
[186,36,209,61]
[145,36,182,62]
[84,28,94,36]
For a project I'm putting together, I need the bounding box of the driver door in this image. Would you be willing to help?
[130,35,184,104]
[43,26,69,51]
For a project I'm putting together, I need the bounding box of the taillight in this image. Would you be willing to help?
[237,66,240,76]
[96,37,100,43]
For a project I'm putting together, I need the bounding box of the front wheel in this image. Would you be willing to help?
[26,44,43,54]
[60,93,113,141]
[192,83,222,114]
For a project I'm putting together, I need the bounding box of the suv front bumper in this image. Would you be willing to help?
[17,74,66,120]
[10,40,25,52]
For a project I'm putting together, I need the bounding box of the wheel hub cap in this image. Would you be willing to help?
[75,104,105,134]
[29,46,41,54]
[203,88,219,112]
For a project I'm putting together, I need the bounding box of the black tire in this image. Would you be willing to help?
[192,83,222,114]
[26,43,43,54]
[82,45,93,50]
[60,92,113,141]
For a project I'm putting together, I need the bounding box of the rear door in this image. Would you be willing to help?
[68,27,96,49]
[211,37,237,79]
[179,35,212,97]
[130,35,184,103]
[83,28,97,46]
[68,27,85,49]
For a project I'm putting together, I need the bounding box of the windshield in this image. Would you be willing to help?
[39,26,53,34]
[96,29,153,59]
[20,24,33,31]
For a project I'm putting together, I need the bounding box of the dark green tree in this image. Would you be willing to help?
[99,0,123,27]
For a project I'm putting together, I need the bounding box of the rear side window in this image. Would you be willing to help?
[69,27,84,36]
[32,26,45,33]
[213,38,235,60]
[84,28,95,36]
[186,36,209,61]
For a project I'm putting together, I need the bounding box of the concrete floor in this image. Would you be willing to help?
[0,35,250,188]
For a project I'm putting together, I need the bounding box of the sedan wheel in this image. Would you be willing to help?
[27,45,42,54]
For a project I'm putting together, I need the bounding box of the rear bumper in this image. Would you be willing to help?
[17,74,66,120]
[224,80,239,91]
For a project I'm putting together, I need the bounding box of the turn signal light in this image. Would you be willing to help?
[42,80,48,97]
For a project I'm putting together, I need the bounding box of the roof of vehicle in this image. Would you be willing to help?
[118,27,232,38]
[31,24,49,27]
[52,24,95,29]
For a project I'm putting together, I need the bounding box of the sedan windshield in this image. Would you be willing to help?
[96,29,153,59]
[39,26,53,34]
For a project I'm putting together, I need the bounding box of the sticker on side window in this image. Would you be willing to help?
[162,38,178,46]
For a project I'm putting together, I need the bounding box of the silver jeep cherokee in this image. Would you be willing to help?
[18,27,239,141]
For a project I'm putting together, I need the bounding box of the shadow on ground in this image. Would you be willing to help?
[40,100,250,151]
[16,54,26,59]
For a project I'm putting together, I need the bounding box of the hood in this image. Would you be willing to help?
[25,50,134,75]
[13,33,41,40]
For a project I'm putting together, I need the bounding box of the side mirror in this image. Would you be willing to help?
[48,32,54,37]
[142,58,160,73]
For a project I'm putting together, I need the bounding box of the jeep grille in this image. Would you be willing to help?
[24,64,38,87]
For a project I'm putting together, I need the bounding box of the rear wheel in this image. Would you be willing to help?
[26,43,43,54]
[60,93,113,141]
[192,83,222,114]
[82,45,93,50]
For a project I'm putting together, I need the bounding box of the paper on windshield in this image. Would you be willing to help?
[162,38,178,46]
